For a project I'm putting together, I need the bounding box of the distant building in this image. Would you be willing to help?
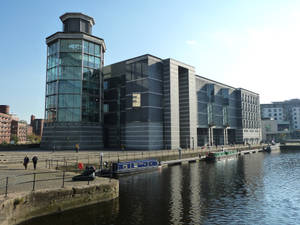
[30,115,44,136]
[11,119,28,143]
[261,99,300,138]
[0,105,12,144]
[261,118,289,142]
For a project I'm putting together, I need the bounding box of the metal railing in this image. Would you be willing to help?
[0,170,93,197]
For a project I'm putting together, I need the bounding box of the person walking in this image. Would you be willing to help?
[75,143,80,153]
[23,155,29,170]
[32,155,38,170]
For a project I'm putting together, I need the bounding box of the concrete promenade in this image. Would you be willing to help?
[0,153,119,225]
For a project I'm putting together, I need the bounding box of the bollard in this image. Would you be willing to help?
[32,173,36,191]
[5,177,8,197]
[56,160,58,170]
[62,171,65,188]
[45,159,47,168]
[88,179,90,185]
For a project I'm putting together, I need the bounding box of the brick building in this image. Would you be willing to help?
[30,115,44,136]
[11,119,28,143]
[0,105,12,144]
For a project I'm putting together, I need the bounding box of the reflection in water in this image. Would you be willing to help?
[189,163,201,224]
[169,165,182,224]
[21,151,300,225]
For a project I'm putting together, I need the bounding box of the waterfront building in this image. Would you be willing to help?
[0,105,12,144]
[261,99,300,139]
[41,13,106,150]
[103,54,262,150]
[41,13,261,150]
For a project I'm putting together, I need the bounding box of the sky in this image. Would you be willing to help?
[1,0,300,122]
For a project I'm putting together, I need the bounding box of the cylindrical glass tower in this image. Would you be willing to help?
[41,13,106,150]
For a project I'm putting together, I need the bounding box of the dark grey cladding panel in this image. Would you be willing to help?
[123,122,164,150]
[41,123,103,150]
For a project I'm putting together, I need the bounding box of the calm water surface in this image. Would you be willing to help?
[21,150,300,225]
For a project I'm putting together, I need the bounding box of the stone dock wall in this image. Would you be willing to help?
[0,179,118,225]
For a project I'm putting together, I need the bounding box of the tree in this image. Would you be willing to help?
[27,134,41,144]
[11,135,19,144]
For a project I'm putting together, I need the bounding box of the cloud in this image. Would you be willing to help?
[186,40,198,45]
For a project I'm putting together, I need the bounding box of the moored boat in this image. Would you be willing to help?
[205,150,237,162]
[97,159,159,177]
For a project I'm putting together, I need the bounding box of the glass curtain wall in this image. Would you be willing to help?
[58,39,82,122]
[46,39,102,123]
[45,41,59,122]
[82,40,101,122]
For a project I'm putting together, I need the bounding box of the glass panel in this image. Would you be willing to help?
[58,80,81,93]
[60,53,82,66]
[95,44,100,57]
[83,54,89,67]
[47,67,58,82]
[83,40,89,53]
[59,66,81,80]
[58,94,81,107]
[104,81,108,90]
[46,95,56,108]
[46,82,57,95]
[45,109,56,122]
[88,42,94,55]
[58,108,80,122]
[94,57,100,69]
[60,39,82,52]
[89,55,94,68]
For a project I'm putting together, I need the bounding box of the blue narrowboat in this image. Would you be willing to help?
[98,159,159,177]
[112,159,159,175]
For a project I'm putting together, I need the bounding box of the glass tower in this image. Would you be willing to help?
[41,13,106,150]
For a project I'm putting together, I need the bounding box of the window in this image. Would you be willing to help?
[83,40,89,53]
[268,109,271,112]
[60,39,82,52]
[104,81,108,90]
[95,45,100,57]
[60,53,82,66]
[58,80,81,94]
[273,109,277,112]
[59,66,81,80]
[103,104,109,113]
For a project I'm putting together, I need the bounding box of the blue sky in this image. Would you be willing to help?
[1,0,300,122]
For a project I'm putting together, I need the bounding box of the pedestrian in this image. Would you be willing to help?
[75,143,80,153]
[32,155,38,170]
[23,155,29,170]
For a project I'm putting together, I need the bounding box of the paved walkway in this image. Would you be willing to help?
[0,162,111,197]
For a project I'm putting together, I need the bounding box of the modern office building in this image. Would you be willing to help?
[41,13,261,150]
[41,13,106,150]
[261,99,300,139]
[103,54,262,150]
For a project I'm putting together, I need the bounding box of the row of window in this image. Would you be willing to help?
[242,93,258,105]
[48,40,101,56]
[47,67,100,83]
[265,108,282,112]
[46,81,82,95]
